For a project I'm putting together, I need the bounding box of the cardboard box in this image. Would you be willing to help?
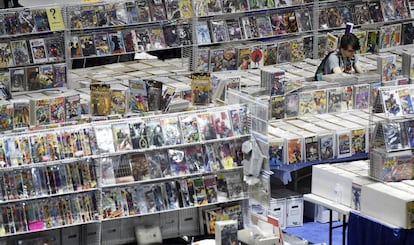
[286,196,303,227]
[268,198,287,229]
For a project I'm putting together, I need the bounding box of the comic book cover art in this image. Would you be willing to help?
[165,0,181,20]
[351,128,366,155]
[318,8,329,29]
[69,35,83,58]
[366,30,380,53]
[269,138,284,168]
[263,43,278,66]
[90,83,111,116]
[193,177,208,206]
[149,27,166,49]
[80,5,97,28]
[9,68,25,93]
[290,39,304,62]
[196,21,211,45]
[65,94,81,121]
[110,88,127,115]
[122,29,136,53]
[382,89,403,117]
[342,86,353,111]
[49,96,65,124]
[0,103,12,132]
[395,0,410,19]
[34,98,50,126]
[283,10,298,33]
[319,134,334,160]
[134,28,151,51]
[146,117,165,147]
[327,7,342,28]
[368,1,384,23]
[130,153,150,181]
[338,5,353,26]
[197,112,216,141]
[354,31,367,54]
[108,31,126,54]
[93,32,110,56]
[184,145,205,173]
[353,84,370,110]
[38,65,55,89]
[160,116,181,146]
[45,37,65,62]
[53,63,66,88]
[295,8,312,32]
[204,175,218,203]
[129,79,148,112]
[210,49,224,72]
[129,120,149,149]
[3,12,19,35]
[222,0,241,13]
[326,33,338,52]
[115,3,129,25]
[248,0,261,10]
[79,34,96,57]
[204,143,221,170]
[135,0,151,23]
[381,0,397,21]
[0,42,14,68]
[277,41,290,64]
[285,93,299,117]
[112,123,133,152]
[317,35,328,58]
[228,108,242,136]
[179,114,200,143]
[298,91,315,116]
[68,6,82,29]
[0,15,4,36]
[270,96,285,120]
[27,66,42,91]
[11,40,30,66]
[222,48,237,71]
[13,101,29,129]
[168,149,187,176]
[398,89,414,115]
[210,20,228,43]
[207,0,222,15]
[255,15,273,38]
[327,88,343,113]
[241,16,259,39]
[195,48,210,72]
[249,46,263,69]
[178,0,193,18]
[378,55,397,81]
[191,73,211,105]
[354,3,371,25]
[380,24,402,49]
[211,111,233,139]
[287,138,302,164]
[163,24,180,47]
[194,0,208,16]
[32,8,50,32]
[337,131,351,158]
[305,135,319,162]
[404,120,414,147]
[226,19,242,41]
[18,9,35,34]
[237,47,251,70]
[125,1,139,24]
[313,89,327,114]
[149,0,167,21]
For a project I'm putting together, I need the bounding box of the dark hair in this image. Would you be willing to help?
[340,33,360,50]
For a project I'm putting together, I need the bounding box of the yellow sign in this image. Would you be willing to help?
[46,7,65,31]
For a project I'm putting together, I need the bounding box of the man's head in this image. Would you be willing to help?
[340,33,360,58]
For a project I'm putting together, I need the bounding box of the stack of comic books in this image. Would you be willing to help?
[401,50,414,80]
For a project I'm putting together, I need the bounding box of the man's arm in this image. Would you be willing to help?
[353,62,364,73]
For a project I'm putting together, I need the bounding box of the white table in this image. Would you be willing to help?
[303,193,353,245]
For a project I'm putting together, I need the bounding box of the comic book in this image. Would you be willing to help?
[35,65,54,89]
[146,117,164,147]
[398,89,414,115]
[194,0,208,16]
[149,27,166,49]
[176,178,191,207]
[45,37,65,62]
[368,1,384,23]
[191,73,211,105]
[210,49,224,72]
[326,33,338,52]
[3,12,19,35]
[115,3,129,25]
[164,181,179,209]
[277,41,290,64]
[136,0,151,23]
[130,153,150,181]
[129,120,149,149]
[196,112,216,141]
[112,123,133,152]
[108,31,126,54]
[285,93,299,117]
[317,35,328,58]
[255,15,273,38]
[210,20,229,43]
[122,29,136,53]
[134,28,152,51]
[211,110,233,139]
[327,7,342,28]
[381,88,403,117]
[149,0,167,21]
[168,149,187,176]
[222,47,237,71]
[354,3,371,25]
[263,43,278,66]
[354,31,367,54]
[196,21,212,45]
[337,131,352,158]
[179,114,200,143]
[184,145,205,173]
[381,0,397,21]
[237,47,251,70]
[327,87,343,113]
[0,42,14,68]
[295,8,312,32]
[125,1,139,24]
[79,34,96,57]
[395,0,410,19]
[341,86,353,111]
[52,63,66,88]
[226,19,242,41]
[351,128,366,155]
[11,40,31,66]
[249,45,263,69]
[313,89,327,114]
[377,55,397,81]
[241,16,259,39]
[203,175,218,204]
[338,5,353,26]
[318,7,329,29]
[90,83,111,116]
[319,133,334,160]
[13,100,30,129]
[30,98,50,126]
[353,84,370,110]
[129,79,148,112]
[366,30,379,53]
[80,5,97,28]
[0,103,12,132]
[166,0,181,20]
[269,138,285,167]
[9,68,26,93]
[304,135,319,162]
[290,39,304,62]
[379,24,402,49]
[160,116,181,146]
[298,91,315,116]
[49,96,65,124]
[0,15,4,36]
[69,35,83,58]
[94,32,110,56]
[193,177,208,206]
[32,8,51,32]
[225,171,243,199]
[179,0,193,19]
[143,152,162,179]
[110,86,127,115]
[287,137,302,164]
[283,10,298,33]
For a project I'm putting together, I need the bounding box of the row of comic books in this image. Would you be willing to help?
[268,112,370,166]
[99,140,244,185]
[95,107,248,153]
[319,0,411,30]
[101,171,244,219]
[0,191,98,235]
[0,160,96,202]
[203,203,243,234]
[376,85,414,119]
[0,63,67,93]
[270,84,371,120]
[68,0,193,29]
[373,117,414,153]
[196,10,312,45]
[0,8,62,36]
[0,37,65,68]
[69,24,192,58]
[370,148,413,182]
